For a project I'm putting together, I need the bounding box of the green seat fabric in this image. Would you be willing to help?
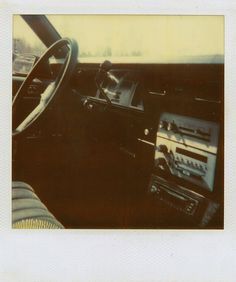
[12,181,64,229]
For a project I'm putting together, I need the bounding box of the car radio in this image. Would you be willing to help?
[148,174,220,227]
[154,112,219,192]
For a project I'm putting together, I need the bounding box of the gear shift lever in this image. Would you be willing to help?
[95,60,112,105]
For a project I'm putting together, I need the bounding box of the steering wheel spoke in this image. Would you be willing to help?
[40,81,56,105]
[13,103,45,135]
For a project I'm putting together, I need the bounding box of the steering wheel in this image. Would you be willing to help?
[12,38,78,136]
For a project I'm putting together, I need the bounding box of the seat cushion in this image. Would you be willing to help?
[12,181,64,229]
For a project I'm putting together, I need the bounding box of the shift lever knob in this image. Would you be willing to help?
[99,60,112,72]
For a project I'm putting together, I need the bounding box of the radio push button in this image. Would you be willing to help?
[167,121,179,132]
[159,120,168,130]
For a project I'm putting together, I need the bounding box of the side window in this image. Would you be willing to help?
[13,15,46,75]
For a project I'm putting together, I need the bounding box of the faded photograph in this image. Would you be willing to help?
[12,15,224,229]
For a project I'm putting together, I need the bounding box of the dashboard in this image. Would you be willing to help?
[74,62,223,228]
[18,61,223,228]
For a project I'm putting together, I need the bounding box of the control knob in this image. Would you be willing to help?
[157,144,168,154]
[159,120,168,130]
[150,184,158,193]
[167,121,178,132]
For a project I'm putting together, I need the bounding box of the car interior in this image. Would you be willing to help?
[12,15,224,229]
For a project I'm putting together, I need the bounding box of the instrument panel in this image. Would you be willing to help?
[77,64,223,228]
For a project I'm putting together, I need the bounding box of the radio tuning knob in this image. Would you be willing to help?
[157,144,168,153]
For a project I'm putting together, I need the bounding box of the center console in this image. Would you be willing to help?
[148,112,221,228]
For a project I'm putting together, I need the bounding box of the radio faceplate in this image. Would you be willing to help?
[148,175,219,227]
[149,175,201,216]
[155,112,219,192]
[157,112,219,153]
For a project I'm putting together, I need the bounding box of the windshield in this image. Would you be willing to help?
[47,15,224,64]
[13,15,46,74]
[13,15,46,56]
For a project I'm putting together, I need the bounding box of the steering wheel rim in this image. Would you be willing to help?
[12,38,78,137]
